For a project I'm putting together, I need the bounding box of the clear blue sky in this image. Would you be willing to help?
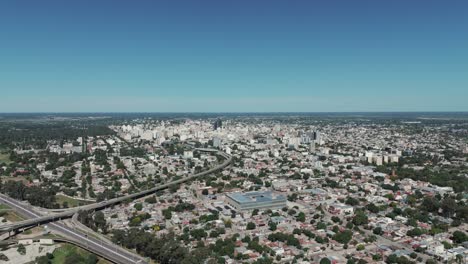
[1,0,467,112]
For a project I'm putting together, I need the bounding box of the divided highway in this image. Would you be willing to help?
[0,148,232,264]
[0,149,231,232]
[0,193,146,264]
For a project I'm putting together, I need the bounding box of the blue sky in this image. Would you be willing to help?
[1,0,467,112]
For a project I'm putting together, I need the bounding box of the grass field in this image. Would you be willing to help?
[0,151,11,165]
[0,148,11,164]
[2,210,24,222]
[0,203,24,224]
[52,244,110,264]
[51,244,85,264]
[55,194,92,208]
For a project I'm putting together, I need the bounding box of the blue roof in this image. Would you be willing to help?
[227,191,285,204]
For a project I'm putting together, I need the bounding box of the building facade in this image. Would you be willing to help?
[225,191,287,211]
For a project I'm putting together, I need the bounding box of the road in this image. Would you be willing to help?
[0,148,231,264]
[0,149,231,232]
[0,193,146,264]
[320,207,434,262]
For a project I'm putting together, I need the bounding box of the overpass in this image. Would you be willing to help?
[0,236,147,264]
[0,148,231,233]
[0,193,148,264]
[0,148,231,264]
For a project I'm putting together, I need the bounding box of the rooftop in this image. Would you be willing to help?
[226,191,286,204]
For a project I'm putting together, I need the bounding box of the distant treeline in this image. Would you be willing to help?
[0,180,58,208]
[0,122,115,149]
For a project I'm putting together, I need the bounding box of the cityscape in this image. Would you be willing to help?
[0,113,466,264]
[1,1,468,264]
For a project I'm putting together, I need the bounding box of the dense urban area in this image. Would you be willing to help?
[0,113,467,264]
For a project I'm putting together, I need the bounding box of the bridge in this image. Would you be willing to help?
[0,148,232,263]
[0,236,147,264]
[0,148,230,233]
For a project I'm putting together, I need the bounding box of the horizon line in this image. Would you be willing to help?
[1,111,468,114]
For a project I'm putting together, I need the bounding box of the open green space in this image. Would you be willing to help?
[0,203,23,225]
[52,243,109,264]
[55,194,92,208]
[0,149,11,164]
[0,209,23,222]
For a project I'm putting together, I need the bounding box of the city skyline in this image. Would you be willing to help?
[1,0,468,112]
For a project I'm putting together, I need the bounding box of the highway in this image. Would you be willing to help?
[0,149,231,232]
[0,148,232,264]
[0,193,146,264]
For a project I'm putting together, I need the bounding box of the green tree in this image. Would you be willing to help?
[86,254,98,264]
[17,244,26,255]
[345,196,360,206]
[162,209,172,219]
[269,222,277,231]
[452,230,467,244]
[367,203,380,213]
[94,211,107,233]
[317,222,327,230]
[64,251,84,263]
[247,222,256,230]
[145,196,157,204]
[35,256,49,264]
[352,211,368,226]
[407,228,424,237]
[441,197,457,217]
[333,230,353,244]
[134,203,143,211]
[296,212,306,222]
[373,226,383,235]
[0,253,9,261]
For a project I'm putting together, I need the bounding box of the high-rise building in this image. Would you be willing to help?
[309,142,316,152]
[300,132,312,144]
[213,118,223,131]
[212,137,221,147]
[314,131,321,142]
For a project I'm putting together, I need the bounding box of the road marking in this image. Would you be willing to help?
[0,196,140,264]
[0,149,230,261]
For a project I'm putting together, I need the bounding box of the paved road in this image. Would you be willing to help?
[0,194,146,264]
[321,208,435,262]
[0,149,231,232]
[0,148,231,264]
